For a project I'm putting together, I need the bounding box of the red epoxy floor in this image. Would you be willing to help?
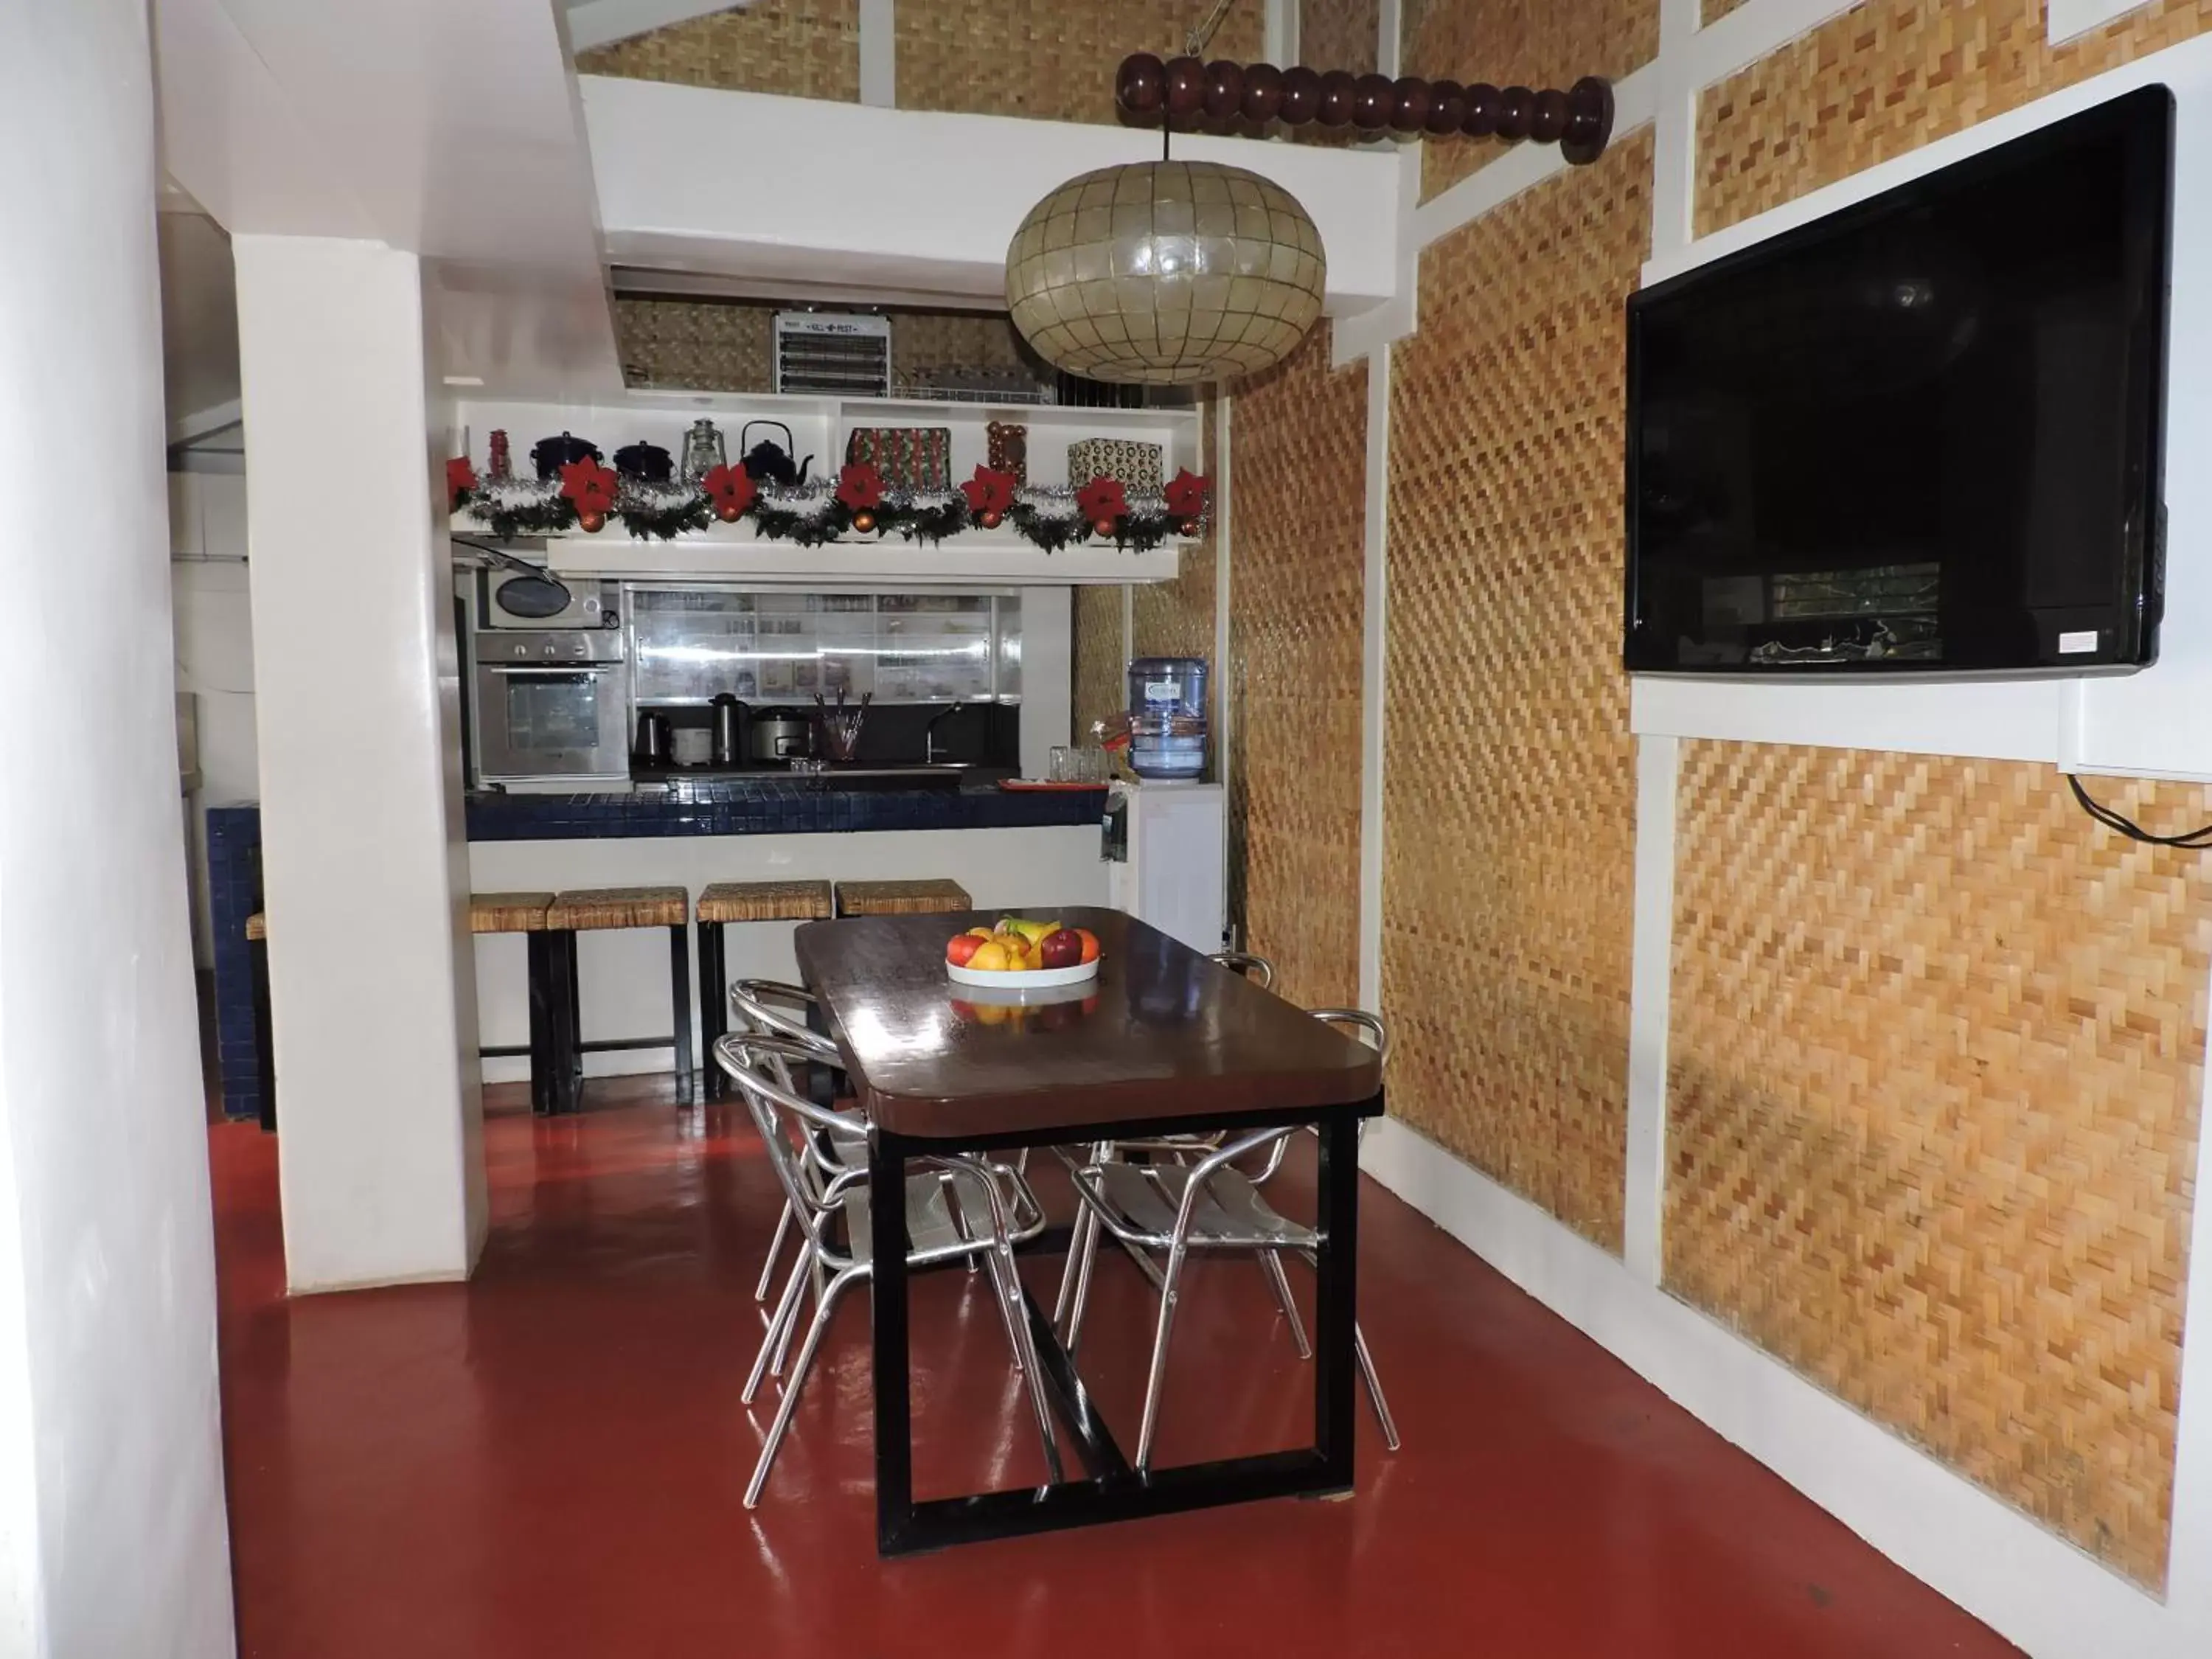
[213,1083,2020,1658]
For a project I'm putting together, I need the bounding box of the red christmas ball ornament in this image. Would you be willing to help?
[1241,62,1284,122]
[1278,65,1321,124]
[714,502,743,524]
[851,509,877,535]
[1315,69,1356,126]
[1163,55,1206,119]
[1177,518,1200,538]
[1092,518,1118,539]
[1352,72,1394,131]
[577,509,606,534]
[979,509,1004,530]
[1390,77,1431,132]
[1116,52,1166,119]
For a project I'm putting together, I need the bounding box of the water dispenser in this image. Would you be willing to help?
[1126,656,1208,782]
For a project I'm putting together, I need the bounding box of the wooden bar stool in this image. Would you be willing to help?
[833,878,973,918]
[245,911,274,1133]
[696,880,833,1102]
[543,887,693,1112]
[467,892,558,1114]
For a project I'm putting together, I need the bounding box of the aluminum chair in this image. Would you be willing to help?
[715,1032,1063,1506]
[728,979,867,1304]
[1051,1007,1399,1471]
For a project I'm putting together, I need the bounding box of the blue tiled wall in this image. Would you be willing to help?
[206,782,1106,1122]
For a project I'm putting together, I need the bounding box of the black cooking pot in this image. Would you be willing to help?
[529,431,602,481]
[613,441,674,482]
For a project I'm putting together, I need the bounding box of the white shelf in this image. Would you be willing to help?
[510,519,1181,585]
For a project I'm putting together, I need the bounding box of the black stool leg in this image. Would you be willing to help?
[249,936,276,1133]
[669,923,694,1105]
[526,931,554,1116]
[698,919,727,1101]
[546,928,581,1114]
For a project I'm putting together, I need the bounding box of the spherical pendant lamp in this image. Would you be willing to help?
[1004,159,1326,386]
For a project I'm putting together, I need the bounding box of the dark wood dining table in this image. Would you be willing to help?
[793,905,1385,1556]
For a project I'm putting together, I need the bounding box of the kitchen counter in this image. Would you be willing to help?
[465,776,1104,841]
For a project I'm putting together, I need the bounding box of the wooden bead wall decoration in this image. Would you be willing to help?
[1111,57,1616,167]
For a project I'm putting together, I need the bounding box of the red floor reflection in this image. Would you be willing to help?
[212,1082,2019,1658]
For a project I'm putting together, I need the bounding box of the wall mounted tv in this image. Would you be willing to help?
[1624,86,2173,677]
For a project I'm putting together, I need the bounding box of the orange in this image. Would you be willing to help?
[1074,928,1102,964]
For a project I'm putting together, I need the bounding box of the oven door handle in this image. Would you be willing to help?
[484,664,620,678]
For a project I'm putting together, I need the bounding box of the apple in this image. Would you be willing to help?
[1038,928,1084,970]
[947,933,985,967]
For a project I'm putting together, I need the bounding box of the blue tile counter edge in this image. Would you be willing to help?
[463,781,1107,841]
[203,784,1107,1123]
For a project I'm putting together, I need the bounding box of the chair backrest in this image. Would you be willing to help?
[713,1033,868,1242]
[1208,950,1278,991]
[1307,1006,1392,1068]
[731,978,839,1064]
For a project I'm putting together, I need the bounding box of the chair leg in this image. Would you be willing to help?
[1051,1201,1094,1327]
[986,1222,1064,1484]
[745,1267,862,1509]
[668,923,693,1105]
[1354,1322,1401,1451]
[745,1250,810,1405]
[1133,1239,1191,1474]
[754,1200,794,1302]
[698,919,726,1102]
[1260,1249,1312,1360]
[1064,1203,1104,1354]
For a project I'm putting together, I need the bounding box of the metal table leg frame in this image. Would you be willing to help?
[872,1099,1374,1558]
[668,923,694,1105]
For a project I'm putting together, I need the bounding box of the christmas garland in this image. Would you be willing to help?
[449,455,1209,554]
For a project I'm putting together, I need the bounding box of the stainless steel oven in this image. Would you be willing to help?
[471,630,630,785]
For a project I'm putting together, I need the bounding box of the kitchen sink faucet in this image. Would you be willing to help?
[924,702,967,766]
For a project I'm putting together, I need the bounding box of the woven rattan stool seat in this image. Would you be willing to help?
[698,880,834,925]
[470,892,555,935]
[835,878,973,917]
[546,886,689,931]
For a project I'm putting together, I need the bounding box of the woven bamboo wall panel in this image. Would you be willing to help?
[1302,0,1382,75]
[896,0,1263,125]
[614,298,776,392]
[1071,586,1124,748]
[1380,132,1651,1251]
[889,311,1035,388]
[1227,328,1366,1009]
[1400,0,1658,201]
[575,0,860,99]
[1667,744,2211,1587]
[1703,0,1752,21]
[1696,0,2212,236]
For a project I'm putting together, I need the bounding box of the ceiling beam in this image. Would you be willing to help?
[563,0,750,52]
[168,397,243,448]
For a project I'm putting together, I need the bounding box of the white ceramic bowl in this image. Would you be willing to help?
[946,959,1100,991]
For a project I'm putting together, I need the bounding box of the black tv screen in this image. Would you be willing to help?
[1625,86,2173,676]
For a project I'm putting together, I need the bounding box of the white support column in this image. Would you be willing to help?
[0,1,234,1652]
[1214,396,1236,936]
[858,0,896,108]
[1356,351,1391,1012]
[234,236,486,1293]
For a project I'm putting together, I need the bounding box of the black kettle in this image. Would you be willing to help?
[739,420,813,487]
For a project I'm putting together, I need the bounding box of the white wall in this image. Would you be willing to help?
[235,235,487,1292]
[0,1,235,1653]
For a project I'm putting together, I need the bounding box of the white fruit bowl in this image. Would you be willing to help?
[946,959,1100,991]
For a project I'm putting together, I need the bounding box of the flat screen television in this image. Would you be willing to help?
[1624,86,2173,676]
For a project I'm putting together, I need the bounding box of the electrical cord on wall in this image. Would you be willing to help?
[2067,773,2212,849]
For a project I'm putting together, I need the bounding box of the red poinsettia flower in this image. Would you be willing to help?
[835,462,885,512]
[445,455,477,512]
[961,466,1019,517]
[701,462,757,516]
[1077,476,1129,526]
[559,458,619,515]
[1164,468,1210,520]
